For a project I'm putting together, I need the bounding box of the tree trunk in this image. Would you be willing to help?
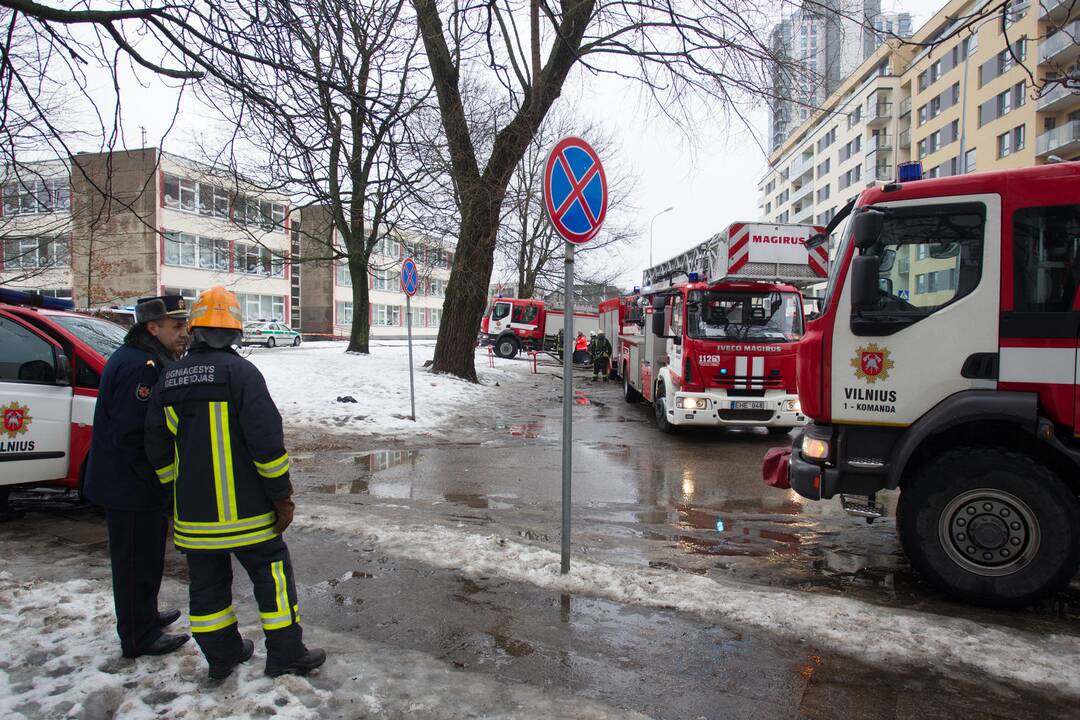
[347,258,372,353]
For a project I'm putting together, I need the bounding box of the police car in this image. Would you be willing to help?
[241,320,301,348]
[0,288,126,502]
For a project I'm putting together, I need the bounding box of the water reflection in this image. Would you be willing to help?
[354,449,421,472]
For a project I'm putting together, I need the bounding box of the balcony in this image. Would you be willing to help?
[1040,0,1078,23]
[1037,83,1080,113]
[899,128,911,149]
[791,181,815,207]
[1036,119,1080,157]
[864,162,893,182]
[899,97,912,118]
[1040,20,1080,68]
[791,152,815,181]
[793,204,815,224]
[865,133,893,154]
[866,102,893,127]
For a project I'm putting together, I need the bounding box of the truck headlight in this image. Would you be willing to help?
[801,435,830,461]
[675,397,708,410]
[783,399,801,413]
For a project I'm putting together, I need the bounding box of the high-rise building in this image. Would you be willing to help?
[768,0,912,153]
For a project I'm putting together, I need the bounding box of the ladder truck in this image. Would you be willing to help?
[615,222,827,433]
[765,161,1080,607]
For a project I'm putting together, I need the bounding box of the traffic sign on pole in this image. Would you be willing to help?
[542,137,608,576]
[543,136,608,245]
[401,257,418,421]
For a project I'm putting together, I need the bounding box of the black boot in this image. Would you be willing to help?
[265,648,327,677]
[208,638,255,680]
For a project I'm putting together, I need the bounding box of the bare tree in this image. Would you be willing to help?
[188,0,433,353]
[412,0,786,381]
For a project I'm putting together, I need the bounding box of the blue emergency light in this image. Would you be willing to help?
[632,286,640,294]
[720,368,729,375]
[897,161,923,182]
[0,287,75,310]
[687,272,700,282]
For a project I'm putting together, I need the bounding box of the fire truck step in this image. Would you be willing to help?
[839,494,883,521]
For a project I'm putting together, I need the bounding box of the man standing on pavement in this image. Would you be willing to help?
[145,286,325,681]
[592,330,613,381]
[83,295,191,659]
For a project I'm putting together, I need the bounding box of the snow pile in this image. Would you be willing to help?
[296,504,1080,697]
[248,343,520,437]
[0,571,647,719]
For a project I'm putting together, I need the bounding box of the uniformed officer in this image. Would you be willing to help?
[83,295,191,659]
[592,330,613,381]
[145,286,325,681]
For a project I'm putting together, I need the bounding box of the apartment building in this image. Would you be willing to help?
[0,148,292,323]
[299,206,452,340]
[759,0,1080,233]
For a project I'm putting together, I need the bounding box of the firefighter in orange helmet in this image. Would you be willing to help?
[144,286,325,680]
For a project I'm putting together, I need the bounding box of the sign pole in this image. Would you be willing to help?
[561,242,574,574]
[406,293,415,421]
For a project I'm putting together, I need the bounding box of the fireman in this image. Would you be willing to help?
[83,295,191,659]
[592,330,612,381]
[573,331,589,365]
[144,287,325,681]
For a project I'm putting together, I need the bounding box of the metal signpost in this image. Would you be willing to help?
[401,256,419,421]
[542,136,608,574]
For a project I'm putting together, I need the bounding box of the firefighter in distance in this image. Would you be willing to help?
[145,286,326,680]
[592,330,613,381]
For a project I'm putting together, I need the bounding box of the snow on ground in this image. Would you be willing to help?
[248,342,521,438]
[295,504,1080,698]
[0,568,646,720]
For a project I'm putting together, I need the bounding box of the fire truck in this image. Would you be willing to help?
[480,297,599,359]
[614,222,827,433]
[767,161,1080,607]
[0,288,125,515]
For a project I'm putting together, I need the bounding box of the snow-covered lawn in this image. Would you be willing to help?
[248,342,521,438]
[296,503,1080,698]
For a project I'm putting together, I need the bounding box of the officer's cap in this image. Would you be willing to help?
[135,295,189,324]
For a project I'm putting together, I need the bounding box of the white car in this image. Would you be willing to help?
[242,321,301,348]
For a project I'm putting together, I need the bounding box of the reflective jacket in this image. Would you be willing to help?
[144,343,291,553]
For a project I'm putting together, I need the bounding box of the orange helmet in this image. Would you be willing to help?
[188,286,243,330]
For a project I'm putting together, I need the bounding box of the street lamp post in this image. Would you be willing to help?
[649,206,674,268]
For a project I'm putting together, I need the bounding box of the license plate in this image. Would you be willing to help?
[731,401,765,410]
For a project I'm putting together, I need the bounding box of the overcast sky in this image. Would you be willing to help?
[92,0,944,291]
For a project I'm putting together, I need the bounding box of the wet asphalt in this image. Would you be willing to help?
[4,356,1079,718]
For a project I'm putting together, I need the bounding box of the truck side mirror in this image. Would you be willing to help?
[651,310,666,337]
[806,232,829,249]
[850,255,880,310]
[852,209,886,250]
[55,352,71,385]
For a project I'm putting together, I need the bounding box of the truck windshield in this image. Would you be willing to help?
[687,291,803,342]
[822,213,853,310]
[50,314,127,358]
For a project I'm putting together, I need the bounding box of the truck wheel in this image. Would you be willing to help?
[898,447,1080,608]
[496,336,519,359]
[653,381,676,434]
[623,369,641,403]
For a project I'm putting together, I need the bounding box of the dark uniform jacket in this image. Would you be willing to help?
[83,335,173,511]
[144,342,291,553]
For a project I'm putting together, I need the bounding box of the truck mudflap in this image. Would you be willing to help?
[762,446,791,489]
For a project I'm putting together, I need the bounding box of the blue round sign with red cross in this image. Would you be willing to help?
[543,136,608,245]
[401,256,419,296]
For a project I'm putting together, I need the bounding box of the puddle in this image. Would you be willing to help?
[353,449,422,472]
[493,416,546,438]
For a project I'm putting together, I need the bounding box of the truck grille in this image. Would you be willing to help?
[717,409,774,422]
[715,375,785,390]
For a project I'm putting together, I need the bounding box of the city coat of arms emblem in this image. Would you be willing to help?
[851,343,894,383]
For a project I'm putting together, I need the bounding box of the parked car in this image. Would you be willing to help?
[242,321,301,348]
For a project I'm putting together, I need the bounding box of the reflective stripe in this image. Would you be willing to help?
[190,606,237,633]
[254,453,290,479]
[260,560,296,630]
[173,526,279,550]
[155,463,176,484]
[174,512,276,535]
[164,406,179,436]
[209,401,237,522]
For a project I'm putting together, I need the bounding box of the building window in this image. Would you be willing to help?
[371,268,393,291]
[965,149,977,173]
[951,82,960,104]
[918,105,928,125]
[336,262,351,287]
[163,286,200,304]
[817,185,831,202]
[428,308,441,328]
[336,301,353,325]
[236,293,285,322]
[2,179,70,216]
[997,125,1025,158]
[817,158,830,178]
[2,236,69,269]
[373,236,399,258]
[374,304,401,326]
[427,278,446,297]
[235,241,285,277]
[235,196,286,231]
[1002,0,1026,30]
[165,231,228,270]
[930,60,942,84]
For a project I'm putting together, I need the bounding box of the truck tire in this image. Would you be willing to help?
[653,381,676,434]
[623,369,641,403]
[496,336,519,359]
[898,447,1080,608]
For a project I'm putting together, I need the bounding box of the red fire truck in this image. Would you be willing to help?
[0,288,125,515]
[767,161,1080,607]
[480,297,599,359]
[613,222,827,433]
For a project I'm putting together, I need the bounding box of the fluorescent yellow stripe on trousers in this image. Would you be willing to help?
[190,606,237,633]
[260,560,296,630]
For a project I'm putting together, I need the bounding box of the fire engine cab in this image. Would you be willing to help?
[614,222,827,433]
[0,288,125,514]
[771,161,1080,607]
[480,297,599,359]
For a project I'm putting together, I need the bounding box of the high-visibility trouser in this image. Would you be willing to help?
[186,537,305,666]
